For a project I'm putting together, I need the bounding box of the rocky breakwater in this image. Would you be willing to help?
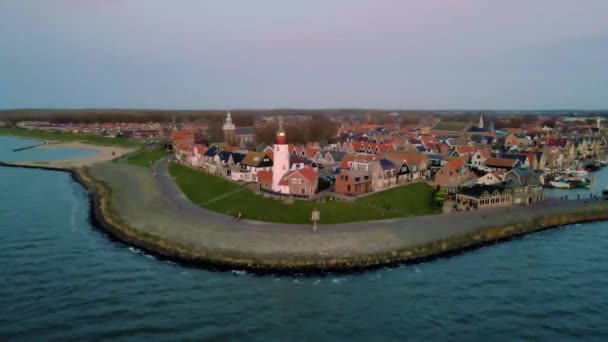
[74,164,608,275]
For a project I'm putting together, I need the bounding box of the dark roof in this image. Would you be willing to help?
[232,153,246,164]
[303,159,318,167]
[235,127,255,135]
[470,135,495,145]
[546,138,568,148]
[290,155,305,164]
[203,146,219,157]
[427,154,444,161]
[501,154,528,164]
[218,151,246,164]
[379,158,397,171]
[458,184,506,198]
[327,151,346,162]
[505,167,543,186]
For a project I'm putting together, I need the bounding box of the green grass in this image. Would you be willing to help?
[0,127,140,147]
[170,163,242,204]
[123,149,169,168]
[170,163,439,224]
[431,121,469,132]
[359,183,438,216]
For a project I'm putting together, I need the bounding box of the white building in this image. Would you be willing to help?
[271,116,290,193]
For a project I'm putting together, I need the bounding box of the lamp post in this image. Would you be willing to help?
[311,209,320,232]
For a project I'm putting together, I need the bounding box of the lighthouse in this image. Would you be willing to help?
[271,116,290,193]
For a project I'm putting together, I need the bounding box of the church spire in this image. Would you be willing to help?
[478,114,484,129]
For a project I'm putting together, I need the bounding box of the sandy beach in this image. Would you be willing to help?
[13,142,136,168]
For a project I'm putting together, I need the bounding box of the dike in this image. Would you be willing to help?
[3,161,608,276]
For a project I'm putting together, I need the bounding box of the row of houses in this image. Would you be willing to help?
[174,142,321,198]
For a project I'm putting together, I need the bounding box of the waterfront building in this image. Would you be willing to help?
[456,184,512,208]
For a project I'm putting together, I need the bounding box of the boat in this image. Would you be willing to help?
[601,160,607,167]
[603,187,608,195]
[569,177,591,189]
[550,178,571,189]
[585,164,600,172]
[565,168,589,177]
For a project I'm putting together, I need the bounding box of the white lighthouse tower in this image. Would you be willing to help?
[271,116,290,193]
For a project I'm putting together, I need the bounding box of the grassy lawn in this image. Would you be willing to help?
[122,148,169,168]
[431,121,469,132]
[170,163,242,204]
[0,127,140,147]
[170,163,440,224]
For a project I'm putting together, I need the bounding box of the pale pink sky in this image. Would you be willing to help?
[1,0,607,109]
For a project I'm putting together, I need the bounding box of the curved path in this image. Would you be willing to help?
[87,157,600,260]
[152,156,589,231]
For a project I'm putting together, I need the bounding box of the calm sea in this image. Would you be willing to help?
[1,136,607,341]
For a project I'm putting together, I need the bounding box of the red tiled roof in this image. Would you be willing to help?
[477,148,491,158]
[455,146,477,155]
[446,158,466,169]
[340,154,380,170]
[388,152,428,165]
[257,170,273,184]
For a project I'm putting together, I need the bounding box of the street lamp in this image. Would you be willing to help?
[311,209,320,232]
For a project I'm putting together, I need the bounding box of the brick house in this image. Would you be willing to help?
[279,166,319,198]
[335,169,372,196]
[434,158,477,194]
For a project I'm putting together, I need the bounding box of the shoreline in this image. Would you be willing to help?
[2,161,608,275]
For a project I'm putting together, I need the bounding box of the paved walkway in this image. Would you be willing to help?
[84,158,608,260]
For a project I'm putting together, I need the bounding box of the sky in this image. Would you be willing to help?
[0,0,607,110]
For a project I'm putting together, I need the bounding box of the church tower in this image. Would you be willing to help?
[223,110,236,145]
[478,114,484,129]
[271,116,290,193]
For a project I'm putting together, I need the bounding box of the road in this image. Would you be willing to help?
[152,157,596,233]
[81,157,608,260]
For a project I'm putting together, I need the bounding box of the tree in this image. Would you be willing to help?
[509,117,523,128]
[434,188,447,207]
[541,118,557,128]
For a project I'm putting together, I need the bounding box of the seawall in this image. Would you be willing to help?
[3,161,608,276]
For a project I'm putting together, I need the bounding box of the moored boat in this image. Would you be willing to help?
[585,163,600,172]
[569,177,591,189]
[550,179,571,189]
[566,169,589,177]
[603,187,608,195]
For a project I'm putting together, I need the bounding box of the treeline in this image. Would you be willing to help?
[255,114,339,145]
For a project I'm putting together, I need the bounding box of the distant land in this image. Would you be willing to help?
[1,108,608,122]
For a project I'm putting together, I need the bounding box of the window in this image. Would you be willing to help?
[364,175,370,180]
[347,185,351,192]
[291,178,298,184]
[301,188,306,195]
